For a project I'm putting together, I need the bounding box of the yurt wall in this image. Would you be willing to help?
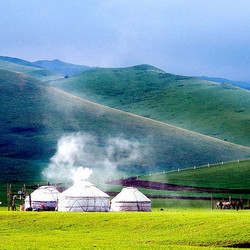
[25,186,60,211]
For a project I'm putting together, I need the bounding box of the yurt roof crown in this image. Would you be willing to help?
[59,181,109,198]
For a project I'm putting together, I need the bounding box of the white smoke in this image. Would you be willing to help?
[42,132,144,184]
[71,167,93,185]
[42,132,95,182]
[107,137,141,164]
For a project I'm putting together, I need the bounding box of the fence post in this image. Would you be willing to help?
[211,193,213,209]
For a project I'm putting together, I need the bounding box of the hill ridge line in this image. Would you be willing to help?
[205,79,250,93]
[48,85,250,151]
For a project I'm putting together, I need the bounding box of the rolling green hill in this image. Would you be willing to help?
[50,65,250,147]
[1,69,250,182]
[106,159,250,206]
[0,58,62,81]
[139,159,250,190]
[33,59,90,77]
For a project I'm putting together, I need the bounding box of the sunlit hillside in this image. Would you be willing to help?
[51,65,250,146]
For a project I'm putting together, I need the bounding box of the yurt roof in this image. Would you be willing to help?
[59,181,109,198]
[112,187,150,202]
[26,186,60,202]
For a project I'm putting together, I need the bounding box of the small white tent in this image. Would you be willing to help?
[25,186,60,211]
[58,181,110,212]
[111,187,151,212]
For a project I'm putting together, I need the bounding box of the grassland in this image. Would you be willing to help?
[139,159,250,190]
[0,210,249,249]
[1,69,250,183]
[0,160,248,250]
[105,159,250,207]
[1,159,249,209]
[0,58,249,249]
[0,59,62,81]
[51,65,250,146]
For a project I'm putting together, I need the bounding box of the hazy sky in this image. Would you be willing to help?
[0,0,250,81]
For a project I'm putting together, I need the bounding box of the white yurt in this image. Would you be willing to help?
[25,185,60,211]
[111,187,151,212]
[58,181,110,212]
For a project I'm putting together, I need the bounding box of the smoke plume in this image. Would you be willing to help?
[42,132,144,184]
[72,167,93,185]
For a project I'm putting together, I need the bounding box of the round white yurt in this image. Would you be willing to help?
[58,181,110,212]
[111,187,151,212]
[24,186,60,211]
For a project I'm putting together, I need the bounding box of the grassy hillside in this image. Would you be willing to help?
[33,59,90,77]
[51,65,250,146]
[0,210,249,249]
[1,69,250,182]
[106,159,250,207]
[0,58,62,81]
[139,159,250,190]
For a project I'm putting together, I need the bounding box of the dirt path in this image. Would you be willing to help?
[107,177,250,194]
[106,191,213,200]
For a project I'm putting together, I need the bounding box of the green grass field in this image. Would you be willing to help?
[0,159,249,249]
[0,210,249,249]
[51,65,250,146]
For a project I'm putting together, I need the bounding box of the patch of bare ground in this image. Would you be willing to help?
[107,177,250,194]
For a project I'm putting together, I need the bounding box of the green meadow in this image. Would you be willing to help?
[139,159,250,190]
[0,210,249,249]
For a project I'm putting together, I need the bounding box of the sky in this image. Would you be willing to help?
[0,0,250,81]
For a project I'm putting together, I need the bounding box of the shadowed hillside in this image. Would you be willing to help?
[0,56,43,68]
[33,59,90,77]
[51,65,250,146]
[0,69,250,182]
